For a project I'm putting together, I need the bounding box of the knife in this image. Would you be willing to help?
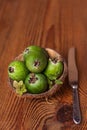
[68,47,81,124]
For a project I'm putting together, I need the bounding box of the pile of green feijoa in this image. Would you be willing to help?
[8,45,64,95]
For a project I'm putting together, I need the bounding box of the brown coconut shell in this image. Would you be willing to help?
[8,48,67,99]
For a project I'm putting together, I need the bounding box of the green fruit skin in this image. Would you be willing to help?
[25,51,48,73]
[23,46,42,59]
[28,45,43,52]
[23,45,49,61]
[44,60,64,80]
[25,73,48,94]
[8,61,29,81]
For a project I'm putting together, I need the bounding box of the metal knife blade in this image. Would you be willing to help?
[68,47,81,124]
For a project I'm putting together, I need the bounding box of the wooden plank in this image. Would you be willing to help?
[0,0,87,129]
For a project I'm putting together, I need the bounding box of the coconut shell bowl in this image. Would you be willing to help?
[8,48,67,99]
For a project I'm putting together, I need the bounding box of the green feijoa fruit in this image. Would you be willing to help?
[8,61,29,81]
[25,51,48,73]
[44,58,64,80]
[25,73,48,94]
[23,45,49,60]
[23,45,42,60]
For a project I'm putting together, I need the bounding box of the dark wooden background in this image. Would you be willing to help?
[0,0,87,130]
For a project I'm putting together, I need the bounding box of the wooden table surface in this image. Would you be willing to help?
[0,0,87,130]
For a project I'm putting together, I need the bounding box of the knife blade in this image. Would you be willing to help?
[68,47,81,124]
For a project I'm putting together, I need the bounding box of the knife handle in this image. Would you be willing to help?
[72,85,81,124]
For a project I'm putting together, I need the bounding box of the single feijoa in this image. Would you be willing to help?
[25,51,48,73]
[25,73,48,94]
[8,60,29,81]
[44,58,64,80]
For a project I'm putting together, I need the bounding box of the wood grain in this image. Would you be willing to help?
[0,0,87,130]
